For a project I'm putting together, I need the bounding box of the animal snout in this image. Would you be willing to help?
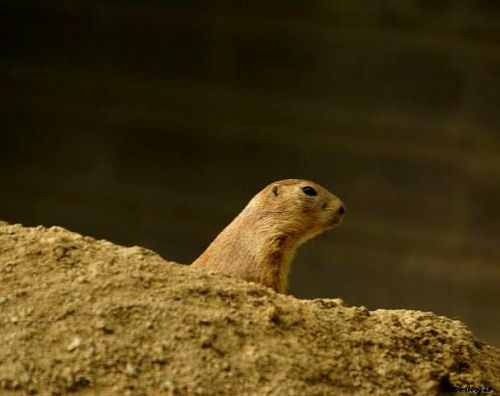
[325,202,345,227]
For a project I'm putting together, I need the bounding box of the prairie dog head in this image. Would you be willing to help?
[245,179,345,244]
[192,178,345,293]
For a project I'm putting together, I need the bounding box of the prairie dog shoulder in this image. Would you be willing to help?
[192,179,345,293]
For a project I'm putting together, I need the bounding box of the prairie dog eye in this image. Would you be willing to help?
[301,186,317,196]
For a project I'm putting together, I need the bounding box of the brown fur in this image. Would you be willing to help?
[192,179,344,293]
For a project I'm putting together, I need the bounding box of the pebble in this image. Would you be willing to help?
[67,336,82,351]
[125,362,136,376]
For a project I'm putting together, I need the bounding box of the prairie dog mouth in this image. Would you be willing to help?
[327,208,345,227]
[327,215,343,227]
[334,215,343,224]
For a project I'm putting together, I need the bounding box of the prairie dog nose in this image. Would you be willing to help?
[338,205,346,215]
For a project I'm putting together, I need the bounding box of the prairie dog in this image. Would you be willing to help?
[192,179,345,293]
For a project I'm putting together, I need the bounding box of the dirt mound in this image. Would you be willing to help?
[0,221,498,395]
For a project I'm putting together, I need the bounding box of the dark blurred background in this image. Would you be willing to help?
[1,1,499,345]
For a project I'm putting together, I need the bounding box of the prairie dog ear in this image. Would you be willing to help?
[271,184,279,197]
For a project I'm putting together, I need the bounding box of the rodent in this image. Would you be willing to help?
[192,179,345,294]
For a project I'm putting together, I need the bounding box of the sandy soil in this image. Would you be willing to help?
[0,221,498,395]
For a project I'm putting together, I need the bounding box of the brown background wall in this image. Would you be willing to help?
[1,1,499,345]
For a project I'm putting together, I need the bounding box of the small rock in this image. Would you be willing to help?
[67,336,82,351]
[125,362,136,376]
[95,320,114,334]
[161,380,174,391]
